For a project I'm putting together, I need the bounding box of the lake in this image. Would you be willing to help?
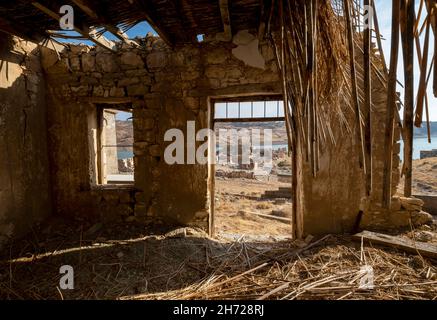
[400,137,437,161]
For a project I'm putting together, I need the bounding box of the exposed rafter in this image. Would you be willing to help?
[173,0,197,43]
[0,16,45,43]
[70,0,138,46]
[217,0,232,41]
[31,1,116,52]
[129,0,174,47]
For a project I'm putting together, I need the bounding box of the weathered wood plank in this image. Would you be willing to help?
[244,211,292,223]
[353,230,437,259]
[401,0,415,197]
[382,0,401,208]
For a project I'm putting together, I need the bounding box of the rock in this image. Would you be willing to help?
[400,197,424,211]
[205,48,229,64]
[411,211,433,226]
[146,52,167,70]
[118,77,140,87]
[414,231,434,242]
[93,85,104,96]
[70,56,81,71]
[116,251,124,258]
[109,86,125,97]
[120,52,144,68]
[81,55,95,73]
[40,47,60,69]
[205,65,226,79]
[271,210,287,218]
[127,84,147,96]
[96,53,119,72]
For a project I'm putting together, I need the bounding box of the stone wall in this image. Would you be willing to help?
[42,33,281,228]
[0,34,51,248]
[40,32,407,236]
[296,46,402,236]
[420,149,437,160]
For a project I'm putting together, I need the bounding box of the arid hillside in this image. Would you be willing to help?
[116,120,133,146]
[398,158,437,195]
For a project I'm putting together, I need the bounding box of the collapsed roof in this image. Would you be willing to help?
[0,0,267,47]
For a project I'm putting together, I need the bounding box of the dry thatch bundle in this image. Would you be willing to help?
[266,0,355,172]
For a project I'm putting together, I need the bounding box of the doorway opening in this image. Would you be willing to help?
[210,97,293,240]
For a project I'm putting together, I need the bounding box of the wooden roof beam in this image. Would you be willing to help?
[31,1,116,52]
[258,0,269,41]
[69,0,138,46]
[129,0,175,47]
[0,16,46,43]
[216,0,232,41]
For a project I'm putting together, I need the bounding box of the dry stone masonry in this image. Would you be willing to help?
[0,30,431,244]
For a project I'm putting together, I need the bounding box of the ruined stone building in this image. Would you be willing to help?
[0,0,433,249]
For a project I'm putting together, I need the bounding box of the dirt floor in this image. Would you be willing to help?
[1,161,437,300]
[0,217,436,300]
[397,158,437,195]
[214,174,293,239]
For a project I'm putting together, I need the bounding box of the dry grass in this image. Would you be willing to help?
[123,234,437,300]
[1,217,436,300]
[398,158,437,195]
[214,177,293,237]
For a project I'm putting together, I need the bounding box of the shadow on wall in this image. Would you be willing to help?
[0,33,52,250]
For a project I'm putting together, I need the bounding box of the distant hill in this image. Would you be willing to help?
[116,120,437,144]
[116,120,133,146]
[215,121,287,143]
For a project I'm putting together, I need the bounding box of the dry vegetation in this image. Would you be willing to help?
[405,158,437,195]
[0,217,436,300]
[214,177,292,238]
